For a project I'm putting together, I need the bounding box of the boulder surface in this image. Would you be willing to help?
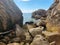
[46,0,60,33]
[32,9,47,20]
[0,0,23,32]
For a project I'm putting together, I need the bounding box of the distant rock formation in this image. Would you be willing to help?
[0,0,23,32]
[47,0,59,16]
[32,9,47,20]
[46,0,60,32]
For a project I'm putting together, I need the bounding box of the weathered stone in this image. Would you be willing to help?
[35,20,46,26]
[24,22,36,30]
[25,32,32,44]
[2,30,16,43]
[10,37,20,43]
[25,32,31,41]
[42,31,60,45]
[15,24,26,42]
[0,42,6,45]
[29,26,44,37]
[47,0,59,16]
[34,19,46,29]
[42,31,59,38]
[30,35,50,45]
[46,0,60,33]
[47,34,60,45]
[0,0,23,32]
[16,24,25,37]
[32,9,47,20]
[7,43,20,45]
[20,42,24,45]
[50,41,56,45]
[25,43,29,45]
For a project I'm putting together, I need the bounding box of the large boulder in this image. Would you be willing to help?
[34,19,46,30]
[30,35,50,45]
[29,26,44,37]
[42,31,60,45]
[47,0,59,16]
[32,9,47,20]
[48,34,60,45]
[15,24,26,42]
[0,0,23,32]
[46,0,60,32]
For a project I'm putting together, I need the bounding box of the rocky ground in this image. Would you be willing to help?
[0,0,60,45]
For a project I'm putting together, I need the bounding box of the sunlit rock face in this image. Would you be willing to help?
[0,0,23,32]
[47,0,59,16]
[30,35,50,45]
[46,0,60,32]
[32,9,47,20]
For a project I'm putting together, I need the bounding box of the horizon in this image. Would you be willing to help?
[14,0,54,13]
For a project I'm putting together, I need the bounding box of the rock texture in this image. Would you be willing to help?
[0,0,23,32]
[32,9,47,20]
[42,31,60,45]
[46,0,60,32]
[0,0,60,45]
[30,35,50,45]
[0,42,6,45]
[7,43,20,45]
[29,26,44,37]
[47,0,59,16]
[23,21,36,30]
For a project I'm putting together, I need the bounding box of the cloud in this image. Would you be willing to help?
[20,0,30,2]
[21,9,37,13]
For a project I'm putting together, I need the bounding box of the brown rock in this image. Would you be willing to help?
[32,9,47,20]
[46,0,60,33]
[50,41,56,45]
[29,26,44,37]
[42,31,60,45]
[15,24,26,42]
[25,32,32,43]
[9,37,20,43]
[47,33,60,45]
[30,35,50,45]
[35,19,46,29]
[0,0,23,32]
[7,43,20,45]
[0,42,6,45]
[47,0,59,16]
[24,21,36,30]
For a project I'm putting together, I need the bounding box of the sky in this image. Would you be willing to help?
[14,0,54,13]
